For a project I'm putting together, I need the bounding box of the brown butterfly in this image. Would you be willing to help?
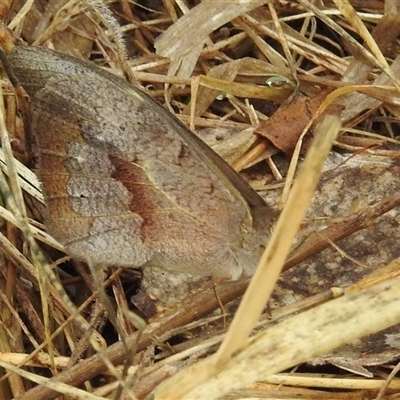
[6,46,273,279]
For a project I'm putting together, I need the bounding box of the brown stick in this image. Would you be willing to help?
[284,190,400,271]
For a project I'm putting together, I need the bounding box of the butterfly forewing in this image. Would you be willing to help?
[8,46,272,278]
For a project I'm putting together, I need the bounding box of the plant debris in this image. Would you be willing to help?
[0,1,400,400]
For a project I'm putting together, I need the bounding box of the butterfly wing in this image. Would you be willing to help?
[8,46,271,278]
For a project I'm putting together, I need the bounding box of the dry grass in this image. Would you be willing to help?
[1,1,400,399]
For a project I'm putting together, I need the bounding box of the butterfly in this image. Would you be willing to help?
[6,46,273,279]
